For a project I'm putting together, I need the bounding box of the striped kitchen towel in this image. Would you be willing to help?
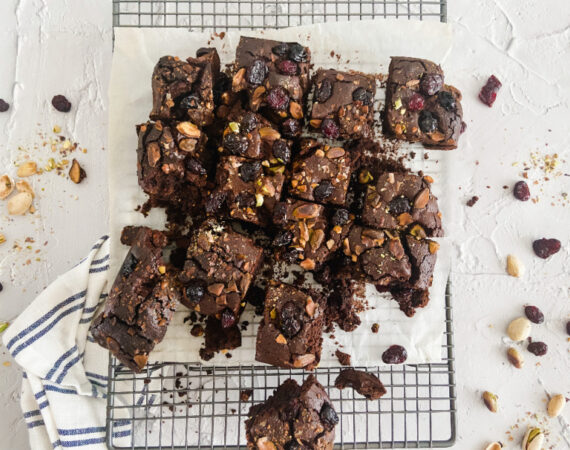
[2,236,132,449]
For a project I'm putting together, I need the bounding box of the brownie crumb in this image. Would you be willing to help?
[466,196,479,207]
[335,369,387,400]
[190,324,204,337]
[240,389,253,402]
[335,349,352,366]
[0,99,10,112]
[199,348,214,361]
[371,323,379,333]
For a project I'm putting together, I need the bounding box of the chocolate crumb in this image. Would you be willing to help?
[335,369,387,400]
[466,196,479,207]
[190,324,204,337]
[240,389,253,402]
[371,323,379,333]
[335,349,351,366]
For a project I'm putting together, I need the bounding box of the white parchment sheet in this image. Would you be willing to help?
[108,19,454,366]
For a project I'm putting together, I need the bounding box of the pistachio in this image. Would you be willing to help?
[232,67,246,90]
[309,229,325,250]
[506,347,524,369]
[394,98,402,110]
[7,192,33,215]
[428,241,440,254]
[256,437,276,450]
[359,169,374,184]
[178,138,197,153]
[289,101,303,119]
[309,119,322,128]
[0,321,9,333]
[326,147,345,159]
[521,427,544,450]
[251,86,266,109]
[413,188,430,209]
[507,317,531,341]
[0,234,5,245]
[255,193,264,207]
[305,297,317,317]
[15,180,34,198]
[300,259,315,270]
[268,165,285,174]
[292,203,320,219]
[69,159,86,184]
[258,127,280,141]
[275,334,287,344]
[17,161,37,177]
[429,131,445,142]
[269,308,277,320]
[228,121,240,133]
[158,265,166,274]
[398,212,413,226]
[410,224,427,239]
[0,175,14,199]
[506,254,524,278]
[146,142,161,167]
[293,353,316,368]
[176,121,201,138]
[482,391,498,413]
[547,394,565,418]
[484,443,503,450]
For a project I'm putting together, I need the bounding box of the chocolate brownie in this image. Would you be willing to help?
[150,49,220,125]
[289,140,357,206]
[255,283,324,370]
[327,276,366,332]
[310,69,376,140]
[90,227,180,372]
[335,369,387,400]
[232,37,310,132]
[179,219,264,323]
[246,375,337,449]
[388,287,430,318]
[362,171,443,237]
[384,57,465,149]
[199,316,242,361]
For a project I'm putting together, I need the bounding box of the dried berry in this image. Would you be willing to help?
[321,118,340,139]
[288,43,307,62]
[266,87,289,110]
[479,75,502,107]
[316,79,333,103]
[220,308,236,329]
[331,208,349,226]
[532,238,561,259]
[313,180,334,202]
[319,403,339,427]
[283,249,301,264]
[236,192,256,208]
[277,60,298,76]
[52,95,72,112]
[418,111,438,133]
[408,93,424,111]
[271,42,289,57]
[178,94,200,110]
[513,181,530,201]
[524,306,544,324]
[245,59,268,86]
[566,321,570,336]
[205,190,227,214]
[186,158,206,175]
[0,99,9,112]
[382,345,407,364]
[389,196,411,215]
[271,140,290,163]
[284,441,302,450]
[279,301,302,338]
[120,253,139,278]
[185,282,205,305]
[420,73,443,96]
[239,161,261,183]
[273,230,293,247]
[352,87,373,105]
[527,341,548,356]
[281,118,301,138]
[223,133,249,155]
[437,91,456,111]
[241,112,258,133]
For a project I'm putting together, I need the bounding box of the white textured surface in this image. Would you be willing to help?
[0,1,569,449]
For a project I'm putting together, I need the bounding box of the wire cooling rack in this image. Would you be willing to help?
[108,1,454,448]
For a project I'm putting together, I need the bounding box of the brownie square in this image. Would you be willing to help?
[362,171,443,237]
[384,56,465,149]
[179,219,264,323]
[198,316,242,361]
[309,69,376,140]
[210,155,286,226]
[150,49,220,125]
[255,283,324,370]
[246,375,337,449]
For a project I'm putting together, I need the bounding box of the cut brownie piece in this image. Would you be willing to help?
[210,155,286,226]
[246,375,337,449]
[232,36,310,132]
[199,316,242,361]
[179,219,264,323]
[289,140,357,206]
[90,227,180,372]
[327,276,366,332]
[150,49,220,125]
[362,171,443,237]
[335,369,387,400]
[310,69,376,140]
[255,282,324,370]
[384,56,464,149]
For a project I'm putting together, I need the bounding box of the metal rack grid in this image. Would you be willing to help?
[108,1,454,448]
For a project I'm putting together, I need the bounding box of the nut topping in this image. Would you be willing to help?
[256,437,277,450]
[506,347,524,369]
[69,159,87,184]
[7,192,33,215]
[289,101,303,119]
[146,142,161,167]
[293,353,316,368]
[506,254,524,278]
[176,121,201,138]
[482,391,498,413]
[413,188,430,209]
[292,203,320,219]
[275,334,287,344]
[207,283,225,296]
[15,180,34,197]
[17,161,37,177]
[521,427,544,450]
[305,297,317,317]
[484,443,503,450]
[258,127,280,141]
[300,259,315,270]
[0,175,14,199]
[326,147,345,159]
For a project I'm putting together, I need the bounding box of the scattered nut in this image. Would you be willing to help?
[17,161,37,177]
[484,443,503,450]
[69,159,86,184]
[482,391,498,413]
[176,121,201,138]
[0,321,9,333]
[275,334,287,344]
[7,192,33,215]
[0,175,14,199]
[521,427,544,450]
[256,437,276,450]
[15,180,34,198]
[507,317,531,341]
[506,254,524,278]
[0,234,6,245]
[506,347,524,369]
[300,259,316,270]
[292,353,316,368]
[413,188,430,209]
[547,394,565,418]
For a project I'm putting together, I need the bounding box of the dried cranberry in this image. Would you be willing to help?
[437,91,456,111]
[185,282,205,305]
[273,230,293,247]
[382,345,408,364]
[281,118,301,138]
[566,321,570,336]
[288,43,307,62]
[0,99,9,112]
[418,111,438,133]
[479,75,502,107]
[389,196,411,215]
[245,59,268,86]
[277,60,298,76]
[241,112,258,133]
[352,87,373,105]
[205,190,227,214]
[331,208,349,226]
[239,161,261,183]
[52,95,72,112]
[223,133,249,155]
[527,341,548,356]
[319,403,339,427]
[321,118,340,139]
[279,301,302,338]
[532,238,561,259]
[420,73,443,96]
[236,192,256,208]
[266,87,289,111]
[313,180,334,202]
[408,93,424,111]
[178,94,200,110]
[186,158,206,175]
[513,181,530,201]
[220,308,236,329]
[271,42,289,57]
[524,306,544,324]
[272,140,291,163]
[284,441,302,450]
[316,79,333,103]
[120,252,139,277]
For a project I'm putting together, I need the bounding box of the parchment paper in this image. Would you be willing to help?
[108,19,454,366]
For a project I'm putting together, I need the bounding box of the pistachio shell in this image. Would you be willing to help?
[507,317,531,341]
[0,175,14,199]
[7,192,33,215]
[547,394,565,418]
[16,180,34,198]
[17,161,37,177]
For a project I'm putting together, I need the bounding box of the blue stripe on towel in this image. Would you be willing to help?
[90,254,110,266]
[59,437,106,447]
[23,409,41,418]
[46,346,78,381]
[89,265,109,274]
[27,420,45,429]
